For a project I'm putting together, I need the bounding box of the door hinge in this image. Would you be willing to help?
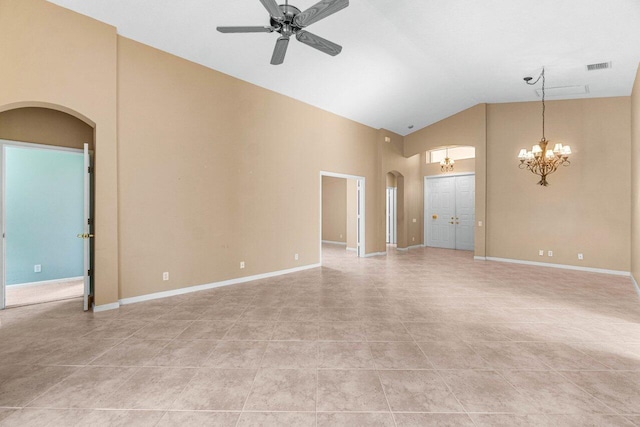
[88,218,93,225]
[87,269,92,276]
[88,166,93,173]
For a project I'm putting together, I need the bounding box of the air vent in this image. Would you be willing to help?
[586,62,611,71]
[535,85,590,97]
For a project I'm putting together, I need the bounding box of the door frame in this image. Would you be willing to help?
[0,139,89,310]
[424,173,475,250]
[320,171,366,260]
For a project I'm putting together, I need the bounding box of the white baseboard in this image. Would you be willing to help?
[346,247,357,252]
[485,257,630,277]
[364,251,387,258]
[632,275,640,297]
[474,256,487,261]
[396,244,424,252]
[7,276,83,288]
[92,302,120,312]
[322,240,347,246]
[118,263,321,307]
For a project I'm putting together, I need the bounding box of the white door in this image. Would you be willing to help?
[426,177,456,249]
[455,175,475,251]
[82,143,93,311]
[386,187,397,244]
[425,175,475,251]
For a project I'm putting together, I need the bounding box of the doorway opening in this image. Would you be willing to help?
[320,171,365,263]
[424,174,475,251]
[0,141,93,310]
[386,175,397,246]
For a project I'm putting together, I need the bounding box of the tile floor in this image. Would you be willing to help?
[5,279,83,307]
[0,244,639,426]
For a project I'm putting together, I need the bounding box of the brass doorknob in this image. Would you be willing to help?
[76,233,95,239]
[449,221,454,224]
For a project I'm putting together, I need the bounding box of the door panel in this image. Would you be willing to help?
[455,175,475,251]
[426,177,455,249]
[425,175,475,251]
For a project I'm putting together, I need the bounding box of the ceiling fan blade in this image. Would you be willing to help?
[271,36,290,65]
[259,0,284,19]
[296,30,342,56]
[217,26,274,33]
[294,0,349,27]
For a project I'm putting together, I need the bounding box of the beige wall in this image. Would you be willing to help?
[381,131,423,248]
[0,107,94,149]
[322,176,347,243]
[632,65,640,282]
[386,172,397,188]
[0,0,119,306]
[487,98,631,271]
[405,105,487,255]
[116,37,383,298]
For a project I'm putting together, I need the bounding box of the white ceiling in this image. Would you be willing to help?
[47,0,640,136]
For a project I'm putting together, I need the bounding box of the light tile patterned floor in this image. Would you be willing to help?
[0,244,639,426]
[5,279,83,307]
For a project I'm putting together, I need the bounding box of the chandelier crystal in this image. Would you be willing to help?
[517,68,571,186]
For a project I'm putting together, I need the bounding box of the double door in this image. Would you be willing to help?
[425,174,475,251]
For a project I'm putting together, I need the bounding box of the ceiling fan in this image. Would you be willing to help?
[217,0,349,65]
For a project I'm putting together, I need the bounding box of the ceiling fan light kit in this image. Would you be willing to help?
[217,0,349,65]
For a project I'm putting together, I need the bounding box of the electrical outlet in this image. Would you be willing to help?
[548,251,553,257]
[478,221,483,227]
[412,237,415,242]
[339,234,343,238]
[34,264,42,273]
[539,250,544,256]
[294,253,299,261]
[413,218,417,223]
[240,261,245,269]
[162,272,169,281]
[578,253,584,260]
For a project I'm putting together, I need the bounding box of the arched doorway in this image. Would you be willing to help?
[386,170,406,249]
[0,105,95,310]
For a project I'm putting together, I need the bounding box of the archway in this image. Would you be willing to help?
[386,170,407,249]
[0,105,95,310]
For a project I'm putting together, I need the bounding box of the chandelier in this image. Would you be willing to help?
[517,68,571,186]
[440,148,454,172]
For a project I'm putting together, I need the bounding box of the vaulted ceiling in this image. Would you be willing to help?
[48,0,640,135]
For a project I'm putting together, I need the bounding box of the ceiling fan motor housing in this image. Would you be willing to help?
[271,5,302,36]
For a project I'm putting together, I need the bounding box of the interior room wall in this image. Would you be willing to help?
[116,37,384,299]
[487,97,631,271]
[0,108,93,150]
[322,176,347,243]
[0,0,119,306]
[346,180,358,250]
[386,173,397,188]
[404,105,487,255]
[631,64,640,283]
[4,146,84,285]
